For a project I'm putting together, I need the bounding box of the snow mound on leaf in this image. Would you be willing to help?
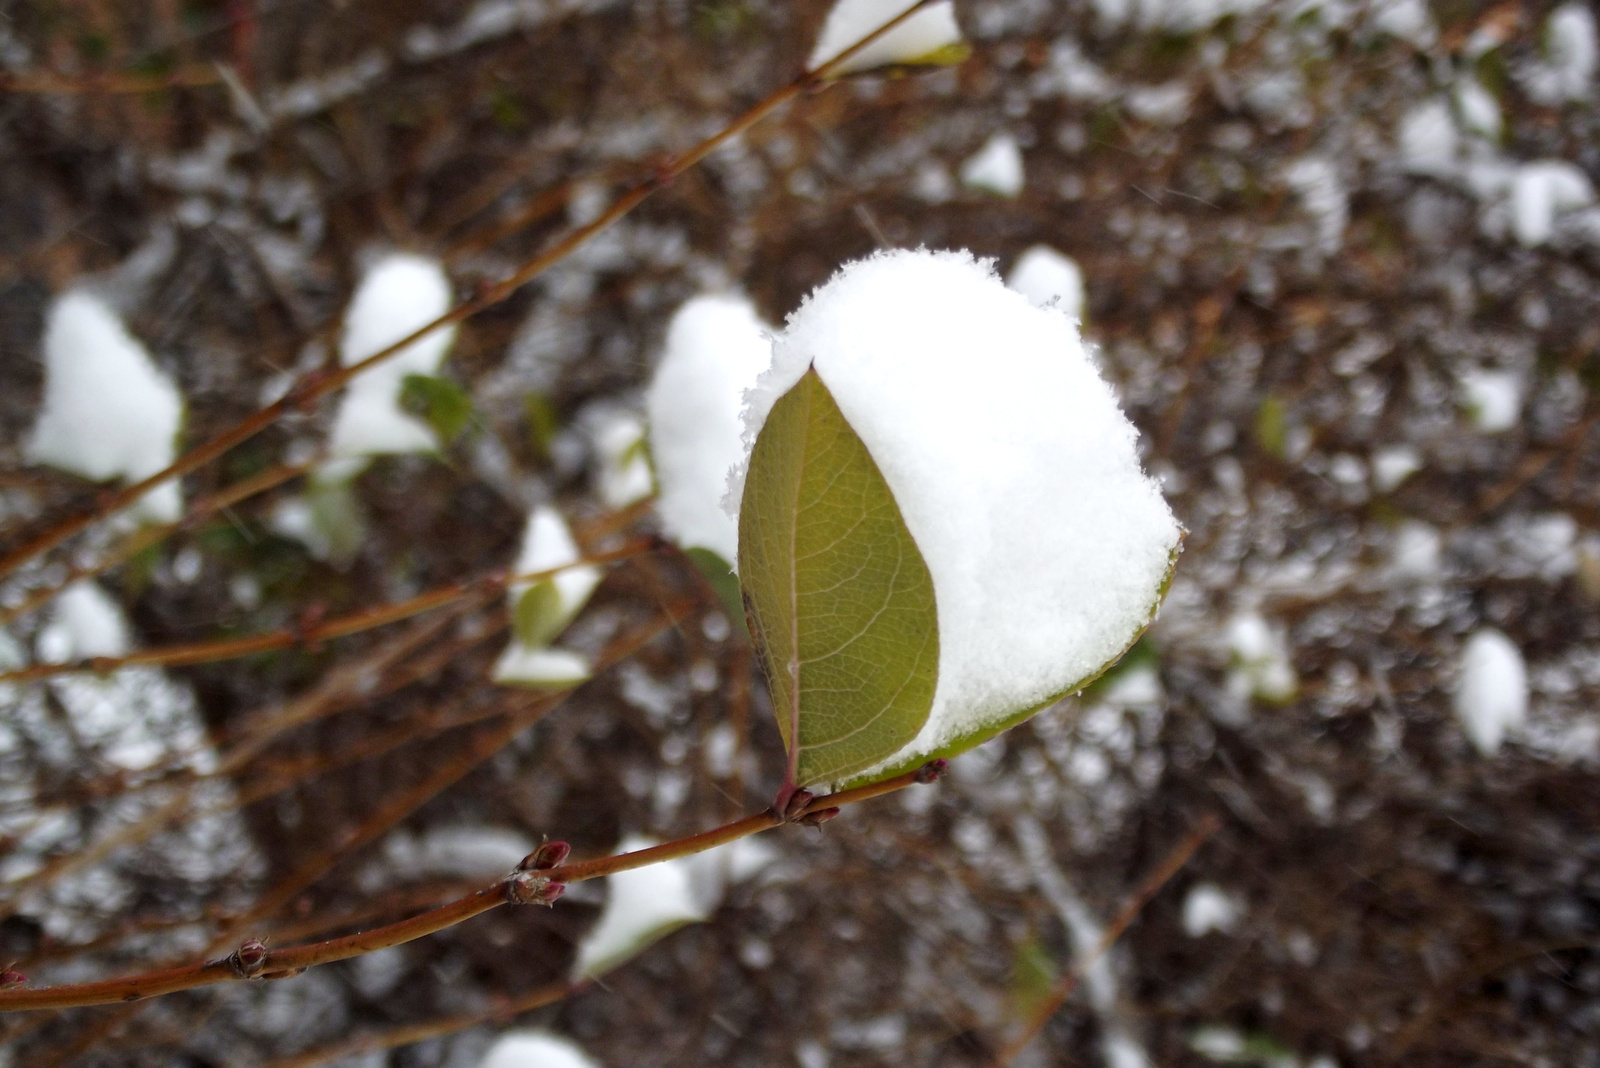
[327,253,457,462]
[1454,628,1527,756]
[808,0,962,77]
[27,291,184,523]
[646,294,773,563]
[492,506,601,687]
[479,1031,598,1068]
[733,249,1181,780]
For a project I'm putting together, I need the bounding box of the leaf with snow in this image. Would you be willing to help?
[646,294,773,565]
[1459,367,1523,432]
[492,507,602,688]
[27,291,185,524]
[589,409,654,510]
[739,369,940,786]
[1454,628,1527,757]
[807,0,966,78]
[326,253,458,466]
[1520,3,1597,105]
[36,581,131,664]
[1007,245,1085,323]
[960,132,1025,198]
[732,250,1181,787]
[478,1031,598,1068]
[1225,612,1298,707]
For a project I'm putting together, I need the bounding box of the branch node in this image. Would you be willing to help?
[0,969,26,991]
[229,939,268,979]
[507,870,566,907]
[914,758,948,784]
[799,806,840,827]
[772,786,814,823]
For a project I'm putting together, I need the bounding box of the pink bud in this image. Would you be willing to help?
[782,788,815,822]
[914,758,948,784]
[507,871,566,907]
[231,939,268,978]
[518,840,571,871]
[800,807,840,827]
[0,968,26,990]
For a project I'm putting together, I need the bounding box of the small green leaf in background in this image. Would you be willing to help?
[400,373,474,445]
[524,391,560,462]
[683,547,749,642]
[513,580,567,648]
[737,367,939,786]
[1255,395,1288,460]
[1009,936,1059,1021]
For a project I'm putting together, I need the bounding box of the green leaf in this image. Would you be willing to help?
[1009,936,1059,1020]
[400,374,474,445]
[737,368,939,786]
[523,392,560,462]
[513,580,567,647]
[683,547,750,642]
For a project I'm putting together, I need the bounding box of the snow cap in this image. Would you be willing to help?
[28,291,185,523]
[808,0,963,77]
[732,249,1181,779]
[646,294,773,562]
[1454,627,1527,756]
[492,507,602,687]
[328,253,457,461]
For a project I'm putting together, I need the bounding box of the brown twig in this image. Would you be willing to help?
[0,0,940,587]
[0,66,223,94]
[0,540,653,685]
[0,765,941,1012]
[988,813,1222,1067]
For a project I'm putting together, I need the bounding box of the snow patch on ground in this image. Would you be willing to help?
[1454,628,1528,756]
[960,133,1025,197]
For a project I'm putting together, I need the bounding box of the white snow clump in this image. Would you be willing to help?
[1007,245,1086,323]
[731,249,1181,781]
[960,132,1025,197]
[1397,99,1458,175]
[27,291,185,524]
[571,833,772,979]
[1370,445,1421,493]
[478,1031,598,1068]
[492,506,602,687]
[1225,611,1298,706]
[646,294,773,563]
[1284,156,1349,255]
[1182,883,1244,938]
[36,580,132,663]
[1459,367,1523,432]
[1521,3,1597,105]
[326,253,457,467]
[807,0,963,77]
[1509,161,1594,247]
[589,409,654,510]
[1453,627,1527,756]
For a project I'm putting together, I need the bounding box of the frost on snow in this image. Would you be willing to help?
[1007,245,1086,324]
[27,291,185,524]
[492,506,602,687]
[733,249,1181,781]
[645,294,773,563]
[478,1030,599,1068]
[1459,367,1523,432]
[960,133,1025,198]
[1182,883,1244,938]
[807,0,963,77]
[326,253,457,466]
[1454,628,1528,757]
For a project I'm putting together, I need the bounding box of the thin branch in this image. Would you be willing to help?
[0,767,939,1012]
[988,814,1222,1067]
[0,0,939,586]
[0,66,224,94]
[0,539,654,684]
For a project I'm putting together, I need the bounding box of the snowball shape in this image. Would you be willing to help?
[1182,883,1243,938]
[808,0,963,77]
[1007,245,1085,323]
[646,295,773,562]
[1459,368,1523,432]
[960,133,1025,197]
[733,250,1180,781]
[36,581,131,664]
[327,253,457,462]
[478,1031,598,1068]
[1453,627,1527,756]
[28,291,184,523]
